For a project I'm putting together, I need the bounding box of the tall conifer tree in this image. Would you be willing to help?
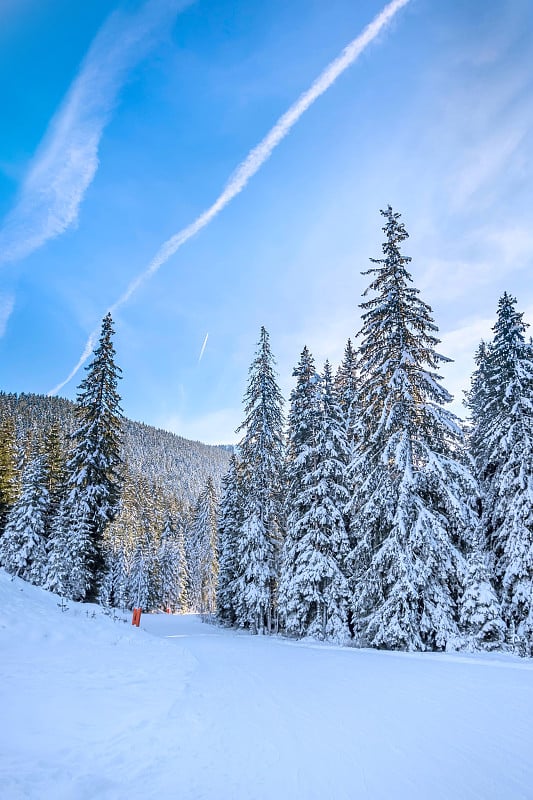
[348,206,476,651]
[189,478,218,614]
[335,338,360,449]
[217,454,244,625]
[0,415,18,535]
[280,361,351,642]
[64,313,123,599]
[234,327,285,633]
[474,293,533,653]
[0,455,49,584]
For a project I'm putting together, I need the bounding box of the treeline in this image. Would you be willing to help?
[0,314,225,611]
[217,207,533,655]
[1,206,531,656]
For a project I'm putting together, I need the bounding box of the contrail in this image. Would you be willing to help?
[198,333,209,363]
[49,0,410,396]
[0,294,15,338]
[0,0,192,266]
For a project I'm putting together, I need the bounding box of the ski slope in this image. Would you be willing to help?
[1,569,532,800]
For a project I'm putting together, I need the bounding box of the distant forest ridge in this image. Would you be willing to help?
[0,392,231,505]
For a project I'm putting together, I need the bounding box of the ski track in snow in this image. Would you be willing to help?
[1,569,533,800]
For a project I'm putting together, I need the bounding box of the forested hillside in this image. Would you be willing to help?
[0,392,231,506]
[0,382,229,612]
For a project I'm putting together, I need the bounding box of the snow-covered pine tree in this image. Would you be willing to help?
[157,510,188,612]
[279,361,351,642]
[0,454,49,584]
[188,478,218,614]
[43,422,66,542]
[334,338,360,449]
[465,341,493,487]
[98,474,137,608]
[0,415,18,535]
[476,293,533,654]
[45,490,94,603]
[460,529,505,652]
[217,453,244,625]
[64,313,124,599]
[348,206,476,651]
[44,496,72,598]
[233,327,285,633]
[279,347,320,632]
[128,516,156,611]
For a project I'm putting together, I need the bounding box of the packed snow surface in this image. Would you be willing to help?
[1,569,532,800]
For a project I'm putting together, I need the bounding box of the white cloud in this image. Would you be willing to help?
[0,0,190,266]
[0,294,15,338]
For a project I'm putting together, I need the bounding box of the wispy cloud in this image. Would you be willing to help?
[0,0,190,266]
[450,127,526,210]
[49,0,411,395]
[0,294,15,338]
[419,223,533,302]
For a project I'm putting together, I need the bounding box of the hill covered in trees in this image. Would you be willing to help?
[0,391,231,507]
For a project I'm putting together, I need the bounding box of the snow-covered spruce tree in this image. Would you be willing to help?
[465,341,493,489]
[157,510,188,612]
[0,455,49,584]
[348,206,476,651]
[476,293,533,654]
[128,516,156,611]
[43,422,66,542]
[234,327,285,634]
[44,496,72,598]
[0,415,18,535]
[278,348,320,632]
[188,478,218,614]
[460,528,505,652]
[98,474,137,608]
[335,338,360,450]
[64,313,124,599]
[279,361,351,642]
[44,488,94,602]
[217,453,244,625]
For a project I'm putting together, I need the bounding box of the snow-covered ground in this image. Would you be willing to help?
[1,569,532,800]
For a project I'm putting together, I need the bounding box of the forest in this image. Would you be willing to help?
[1,206,532,656]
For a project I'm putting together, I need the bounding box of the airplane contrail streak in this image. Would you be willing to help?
[49,0,410,396]
[198,332,209,363]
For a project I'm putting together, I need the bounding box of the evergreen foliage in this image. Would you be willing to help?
[189,478,218,614]
[471,293,533,654]
[0,455,49,583]
[279,361,350,642]
[460,531,506,651]
[347,206,476,651]
[64,313,124,598]
[217,454,244,625]
[233,327,285,633]
[334,338,360,449]
[0,415,18,534]
[157,511,188,613]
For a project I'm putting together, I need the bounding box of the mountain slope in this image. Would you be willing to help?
[0,392,231,504]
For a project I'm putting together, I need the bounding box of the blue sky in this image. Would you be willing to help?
[1,0,532,444]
